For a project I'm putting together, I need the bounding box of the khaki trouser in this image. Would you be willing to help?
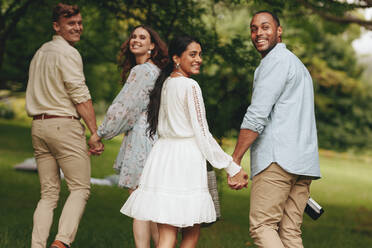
[31,118,91,248]
[249,163,312,248]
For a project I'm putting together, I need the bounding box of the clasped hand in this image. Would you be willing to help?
[227,169,249,190]
[88,132,104,156]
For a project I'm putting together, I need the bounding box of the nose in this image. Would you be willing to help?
[73,23,81,30]
[196,55,202,63]
[132,37,141,43]
[257,27,263,35]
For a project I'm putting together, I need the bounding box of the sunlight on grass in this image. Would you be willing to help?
[1,119,372,247]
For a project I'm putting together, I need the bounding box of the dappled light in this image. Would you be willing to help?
[1,0,372,247]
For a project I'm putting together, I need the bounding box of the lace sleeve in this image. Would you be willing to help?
[186,80,240,176]
[97,65,157,139]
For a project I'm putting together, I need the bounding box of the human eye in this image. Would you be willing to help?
[140,35,146,40]
[262,25,270,30]
[250,26,257,32]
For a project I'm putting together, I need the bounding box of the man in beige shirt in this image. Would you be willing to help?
[25,3,103,248]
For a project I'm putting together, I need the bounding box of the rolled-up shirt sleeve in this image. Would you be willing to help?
[241,56,289,134]
[59,51,91,104]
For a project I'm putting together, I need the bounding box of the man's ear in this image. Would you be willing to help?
[53,21,60,34]
[277,26,282,41]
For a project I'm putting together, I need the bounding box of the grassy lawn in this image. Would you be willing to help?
[1,118,372,247]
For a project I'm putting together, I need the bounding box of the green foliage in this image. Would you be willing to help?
[0,0,52,90]
[0,0,371,151]
[286,18,372,151]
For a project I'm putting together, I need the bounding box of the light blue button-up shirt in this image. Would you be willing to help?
[241,43,321,179]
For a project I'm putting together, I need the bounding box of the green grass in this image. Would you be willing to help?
[1,119,372,247]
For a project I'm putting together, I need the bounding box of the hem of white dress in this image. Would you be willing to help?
[122,215,216,228]
[120,187,217,228]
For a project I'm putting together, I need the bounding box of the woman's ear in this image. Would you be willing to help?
[172,55,179,65]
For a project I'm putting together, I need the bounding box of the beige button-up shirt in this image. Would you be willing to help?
[26,35,91,118]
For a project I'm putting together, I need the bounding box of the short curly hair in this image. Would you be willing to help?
[252,10,280,27]
[52,3,80,22]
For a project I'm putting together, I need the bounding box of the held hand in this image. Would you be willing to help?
[89,141,104,156]
[88,133,104,156]
[227,169,248,190]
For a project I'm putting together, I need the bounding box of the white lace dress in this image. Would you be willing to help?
[120,76,240,227]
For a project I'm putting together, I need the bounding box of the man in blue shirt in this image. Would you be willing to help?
[230,11,321,248]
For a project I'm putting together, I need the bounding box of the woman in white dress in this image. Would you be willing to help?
[121,36,248,248]
[89,25,168,248]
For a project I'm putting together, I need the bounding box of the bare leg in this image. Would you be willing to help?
[180,225,200,248]
[128,188,153,248]
[150,221,160,247]
[133,219,151,248]
[157,223,178,248]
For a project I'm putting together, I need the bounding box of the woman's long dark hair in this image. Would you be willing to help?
[118,25,168,83]
[147,36,201,138]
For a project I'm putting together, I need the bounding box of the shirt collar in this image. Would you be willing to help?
[262,43,286,61]
[53,35,72,47]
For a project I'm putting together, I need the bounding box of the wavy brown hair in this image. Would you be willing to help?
[52,3,80,22]
[118,25,168,83]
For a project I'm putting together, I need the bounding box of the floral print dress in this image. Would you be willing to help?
[97,62,160,189]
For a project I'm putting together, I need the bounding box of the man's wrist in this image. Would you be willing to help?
[232,155,242,165]
[89,126,98,136]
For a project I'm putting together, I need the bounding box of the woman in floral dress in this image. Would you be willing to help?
[89,25,168,248]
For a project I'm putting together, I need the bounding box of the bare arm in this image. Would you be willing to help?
[232,129,259,165]
[76,99,104,155]
[75,99,97,134]
[227,129,259,190]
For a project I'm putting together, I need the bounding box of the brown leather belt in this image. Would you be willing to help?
[33,114,80,120]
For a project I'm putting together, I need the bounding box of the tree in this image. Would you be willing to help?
[0,0,46,89]
[295,0,372,30]
[1,0,372,150]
